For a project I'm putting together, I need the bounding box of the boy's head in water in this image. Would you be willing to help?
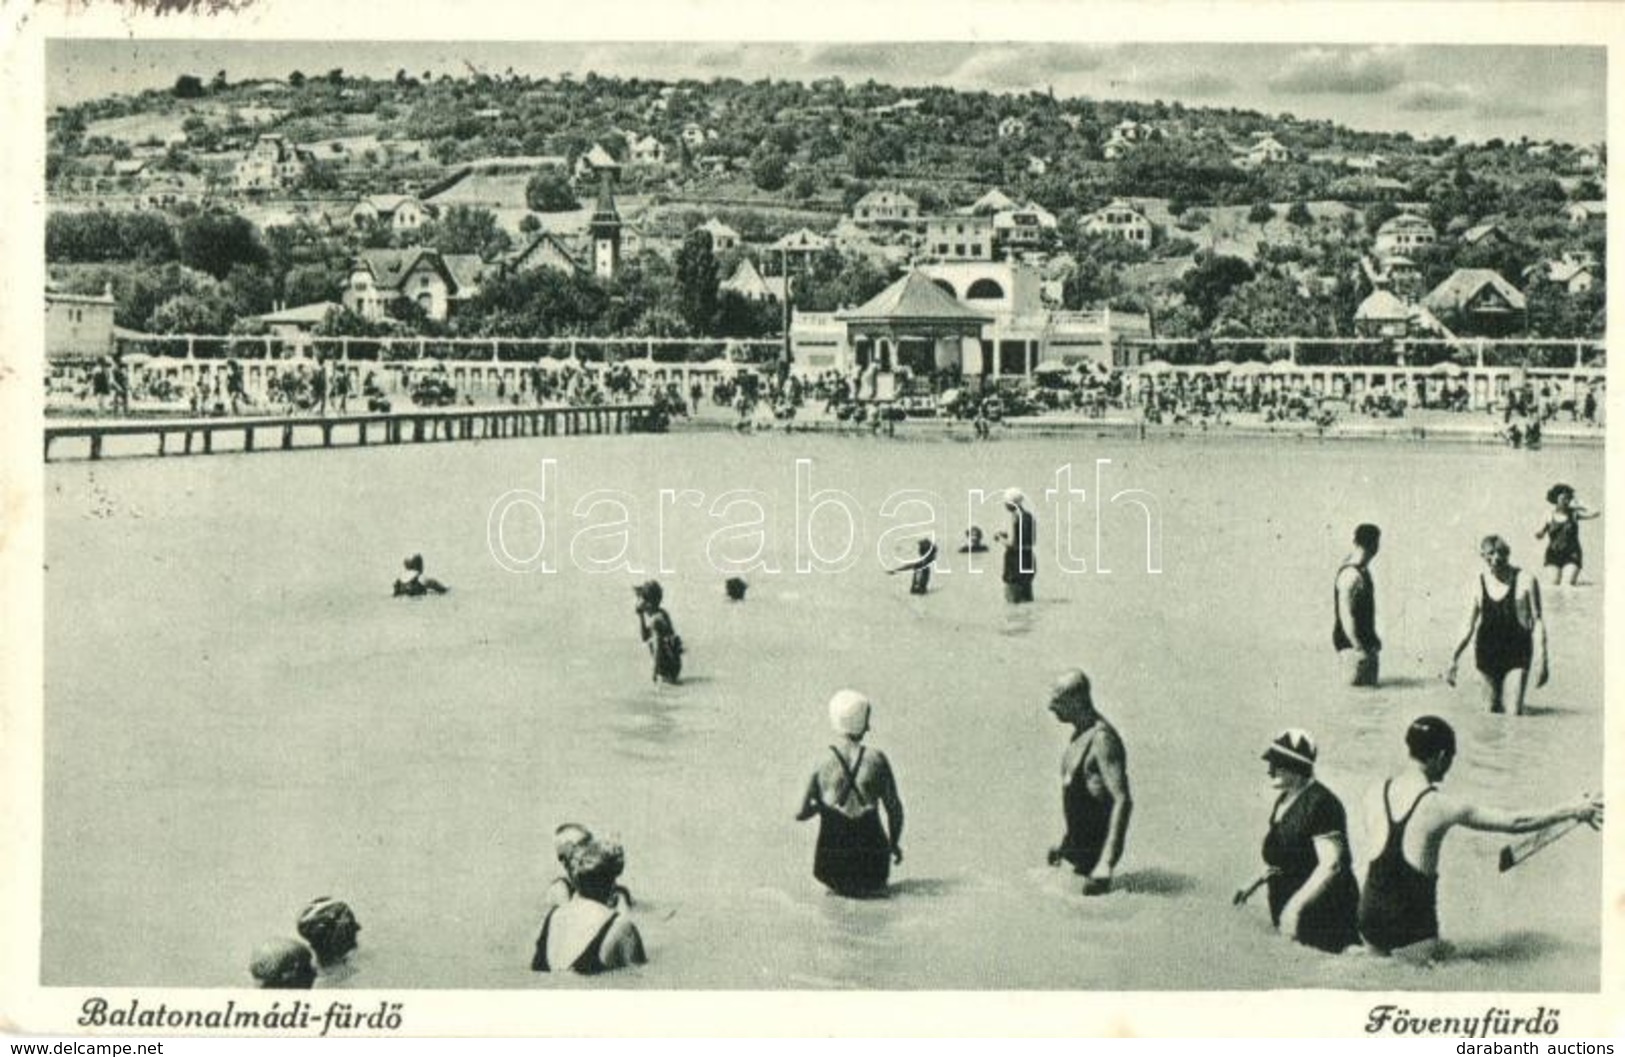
[404,554,424,574]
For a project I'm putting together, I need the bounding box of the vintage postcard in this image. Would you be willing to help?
[2,0,1621,1038]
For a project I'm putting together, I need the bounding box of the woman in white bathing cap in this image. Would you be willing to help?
[794,689,906,897]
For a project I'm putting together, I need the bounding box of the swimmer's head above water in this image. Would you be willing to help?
[1406,715,1457,779]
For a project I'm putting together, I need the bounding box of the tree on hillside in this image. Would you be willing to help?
[525,169,579,212]
[750,147,788,192]
[288,70,306,89]
[1286,202,1314,227]
[1211,272,1331,338]
[676,229,718,334]
[1246,204,1277,227]
[179,211,269,280]
[173,75,206,99]
[1178,253,1255,329]
[425,205,511,260]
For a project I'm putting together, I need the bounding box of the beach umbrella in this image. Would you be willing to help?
[1034,361,1072,375]
[1231,360,1265,377]
[1431,360,1464,377]
[1211,359,1236,372]
[939,388,962,405]
[1140,359,1173,376]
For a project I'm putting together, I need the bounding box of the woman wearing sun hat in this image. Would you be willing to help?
[794,689,905,897]
[1237,729,1361,953]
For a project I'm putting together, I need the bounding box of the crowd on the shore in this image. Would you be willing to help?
[48,354,1606,445]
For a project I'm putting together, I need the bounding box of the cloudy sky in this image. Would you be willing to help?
[49,40,1605,145]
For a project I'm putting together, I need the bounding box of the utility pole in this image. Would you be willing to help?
[779,246,792,384]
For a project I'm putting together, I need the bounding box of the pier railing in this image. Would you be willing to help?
[44,404,663,463]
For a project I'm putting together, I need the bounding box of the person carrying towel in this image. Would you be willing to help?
[795,690,906,897]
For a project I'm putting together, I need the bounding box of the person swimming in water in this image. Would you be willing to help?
[1445,535,1547,715]
[1046,669,1132,896]
[887,537,939,595]
[1357,716,1602,958]
[1535,484,1600,587]
[295,897,362,987]
[633,580,683,685]
[393,554,449,597]
[531,838,647,974]
[546,823,634,909]
[795,690,905,898]
[958,526,989,553]
[248,938,317,989]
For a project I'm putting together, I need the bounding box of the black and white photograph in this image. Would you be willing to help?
[3,1,1620,1037]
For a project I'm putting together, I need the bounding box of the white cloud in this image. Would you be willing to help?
[1267,46,1406,95]
[1397,81,1475,112]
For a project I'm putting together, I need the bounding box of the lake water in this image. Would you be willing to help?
[42,431,1605,990]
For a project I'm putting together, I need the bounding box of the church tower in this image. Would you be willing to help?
[589,175,622,280]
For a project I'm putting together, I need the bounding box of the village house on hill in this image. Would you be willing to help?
[502,231,584,278]
[573,144,621,184]
[350,194,431,233]
[625,133,668,167]
[1566,200,1606,226]
[344,248,484,323]
[1373,212,1437,259]
[1423,268,1528,337]
[234,133,315,192]
[720,258,788,302]
[1526,253,1597,295]
[1353,289,1451,340]
[1081,199,1155,246]
[851,189,919,228]
[771,227,831,264]
[698,217,740,253]
[1235,134,1291,168]
[924,215,995,261]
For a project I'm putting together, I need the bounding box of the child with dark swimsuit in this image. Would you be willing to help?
[887,537,939,595]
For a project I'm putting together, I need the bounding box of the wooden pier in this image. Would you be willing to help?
[44,405,663,462]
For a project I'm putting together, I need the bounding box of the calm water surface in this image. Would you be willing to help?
[43,432,1605,989]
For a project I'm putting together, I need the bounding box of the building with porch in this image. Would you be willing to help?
[790,262,1153,383]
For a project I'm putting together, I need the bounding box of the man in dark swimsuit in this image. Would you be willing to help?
[1333,523,1382,687]
[1446,535,1547,715]
[1046,670,1132,895]
[1359,716,1602,957]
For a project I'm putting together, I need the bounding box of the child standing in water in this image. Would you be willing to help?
[634,580,683,684]
[887,537,939,595]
